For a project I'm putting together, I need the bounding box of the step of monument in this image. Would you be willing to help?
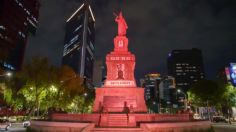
[107,114,128,127]
[108,121,128,124]
[108,117,127,119]
[108,122,128,126]
[108,121,128,126]
[108,115,127,117]
[108,116,127,119]
[108,115,127,118]
[108,114,127,116]
[108,120,127,123]
[108,119,127,122]
[107,122,128,126]
[108,118,128,122]
[92,127,143,132]
[109,114,127,116]
[107,124,128,127]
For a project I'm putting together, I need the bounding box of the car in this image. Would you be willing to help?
[23,120,30,127]
[193,113,201,120]
[0,119,11,131]
[212,116,227,123]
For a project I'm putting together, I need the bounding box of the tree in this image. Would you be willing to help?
[188,79,226,107]
[3,57,92,117]
[188,79,236,118]
[220,83,236,116]
[51,65,85,111]
[3,72,27,111]
[3,57,58,117]
[55,65,95,113]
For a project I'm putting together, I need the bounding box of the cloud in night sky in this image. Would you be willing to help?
[25,0,236,80]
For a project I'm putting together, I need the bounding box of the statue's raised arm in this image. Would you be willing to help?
[115,12,128,36]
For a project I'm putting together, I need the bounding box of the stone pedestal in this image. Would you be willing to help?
[93,88,147,113]
[92,12,147,127]
[92,34,147,114]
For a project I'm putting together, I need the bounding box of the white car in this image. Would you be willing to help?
[0,119,11,131]
[23,121,30,127]
[193,113,201,120]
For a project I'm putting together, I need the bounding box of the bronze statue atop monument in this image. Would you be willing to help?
[115,12,128,36]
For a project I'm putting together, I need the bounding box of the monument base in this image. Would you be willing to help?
[93,87,147,113]
[51,113,195,127]
[31,120,211,132]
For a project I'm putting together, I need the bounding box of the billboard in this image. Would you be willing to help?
[230,63,236,86]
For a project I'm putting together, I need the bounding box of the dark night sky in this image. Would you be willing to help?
[25,0,236,81]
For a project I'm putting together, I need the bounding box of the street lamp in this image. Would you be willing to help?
[0,72,12,77]
[177,89,187,99]
[177,89,187,110]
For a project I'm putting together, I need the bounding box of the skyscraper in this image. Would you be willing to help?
[92,59,104,87]
[141,73,162,101]
[167,48,205,93]
[0,0,40,70]
[62,2,95,86]
[159,76,176,105]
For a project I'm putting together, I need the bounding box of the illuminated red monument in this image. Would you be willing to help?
[93,12,147,113]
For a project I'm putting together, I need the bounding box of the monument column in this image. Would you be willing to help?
[93,12,147,113]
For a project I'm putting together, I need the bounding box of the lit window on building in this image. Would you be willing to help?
[89,41,94,50]
[70,35,79,44]
[18,31,26,38]
[74,25,82,32]
[176,70,183,72]
[3,62,15,70]
[87,27,91,35]
[86,46,94,58]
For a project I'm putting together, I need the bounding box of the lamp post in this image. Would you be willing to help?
[177,89,187,110]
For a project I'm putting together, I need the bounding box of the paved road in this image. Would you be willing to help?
[1,122,236,132]
[0,123,26,132]
[1,128,26,132]
[212,122,236,132]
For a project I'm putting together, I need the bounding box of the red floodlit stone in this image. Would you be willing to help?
[93,12,147,114]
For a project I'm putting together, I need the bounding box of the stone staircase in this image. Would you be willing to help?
[92,127,143,132]
[107,114,128,127]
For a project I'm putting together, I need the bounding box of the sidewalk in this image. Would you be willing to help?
[230,121,236,125]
